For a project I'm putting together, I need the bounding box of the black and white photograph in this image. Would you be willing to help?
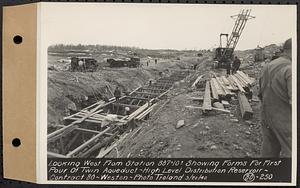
[41,2,296,184]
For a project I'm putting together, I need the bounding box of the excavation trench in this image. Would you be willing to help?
[47,69,191,158]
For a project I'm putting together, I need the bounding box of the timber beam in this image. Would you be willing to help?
[238,92,253,120]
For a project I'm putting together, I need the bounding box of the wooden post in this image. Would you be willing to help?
[238,92,253,120]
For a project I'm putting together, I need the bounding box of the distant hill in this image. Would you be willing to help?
[48,44,208,59]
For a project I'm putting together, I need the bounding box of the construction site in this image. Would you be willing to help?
[47,9,284,159]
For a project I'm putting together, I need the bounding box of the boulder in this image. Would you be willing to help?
[176,120,185,129]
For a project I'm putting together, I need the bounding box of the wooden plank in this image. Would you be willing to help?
[230,75,246,93]
[211,78,226,97]
[226,76,239,91]
[66,127,110,157]
[75,128,101,134]
[233,73,248,87]
[127,103,149,120]
[202,81,212,111]
[78,133,118,158]
[185,105,230,113]
[139,88,166,92]
[65,117,103,124]
[190,97,204,101]
[97,133,128,158]
[237,71,255,85]
[123,96,150,101]
[129,86,142,95]
[64,109,104,120]
[210,80,219,101]
[112,103,141,109]
[135,105,155,120]
[234,73,251,88]
[106,84,114,97]
[48,151,67,158]
[221,76,234,90]
[157,88,171,99]
[191,74,204,88]
[238,92,253,120]
[48,100,111,140]
[215,77,233,97]
[134,91,160,96]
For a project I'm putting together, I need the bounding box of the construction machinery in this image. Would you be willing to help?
[214,9,255,68]
[107,56,140,68]
[70,57,98,72]
[254,46,265,62]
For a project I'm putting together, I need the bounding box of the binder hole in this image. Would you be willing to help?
[12,138,21,147]
[13,35,23,44]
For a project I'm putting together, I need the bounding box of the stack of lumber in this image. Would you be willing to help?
[188,71,255,119]
[210,71,254,98]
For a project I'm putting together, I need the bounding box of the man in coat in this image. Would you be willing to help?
[258,38,292,157]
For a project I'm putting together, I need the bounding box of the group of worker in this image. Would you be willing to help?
[226,56,241,75]
[145,59,158,66]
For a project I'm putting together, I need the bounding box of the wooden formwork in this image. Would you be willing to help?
[47,70,190,158]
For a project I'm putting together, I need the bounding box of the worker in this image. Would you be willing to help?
[155,59,158,64]
[193,64,197,70]
[124,107,130,115]
[149,79,153,86]
[114,86,122,101]
[232,56,241,74]
[225,60,231,75]
[258,38,292,157]
[78,59,86,72]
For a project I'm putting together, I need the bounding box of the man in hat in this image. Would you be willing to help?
[258,38,292,157]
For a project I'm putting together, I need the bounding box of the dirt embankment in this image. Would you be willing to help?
[48,68,157,127]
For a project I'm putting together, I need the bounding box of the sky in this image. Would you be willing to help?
[41,3,296,50]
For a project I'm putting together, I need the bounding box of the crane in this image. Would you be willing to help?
[214,9,255,68]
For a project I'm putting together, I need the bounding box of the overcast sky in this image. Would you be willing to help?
[41,3,296,50]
